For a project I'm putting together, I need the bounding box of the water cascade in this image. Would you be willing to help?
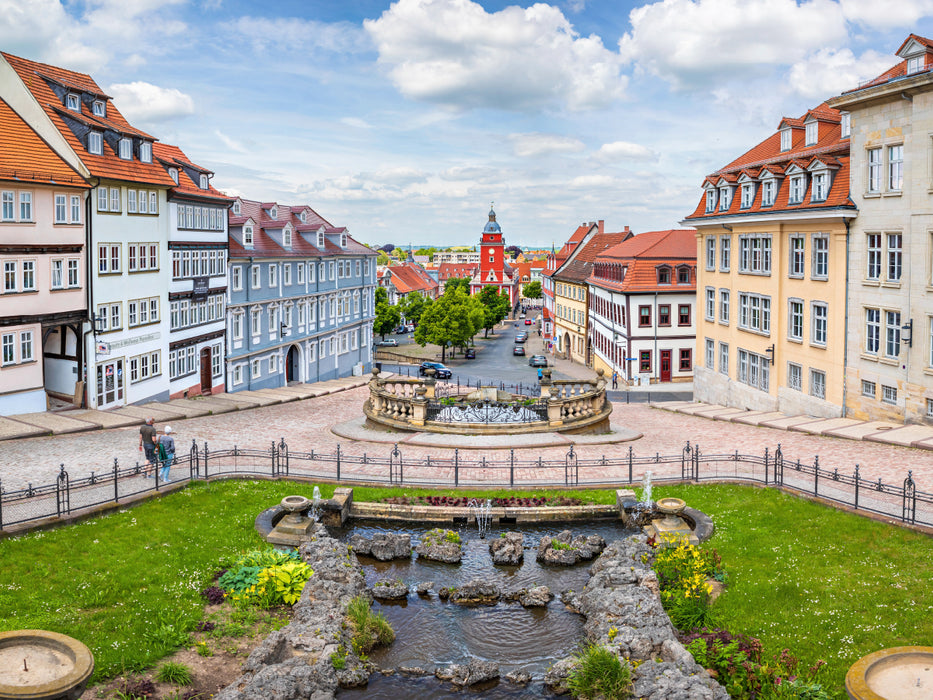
[468,498,493,539]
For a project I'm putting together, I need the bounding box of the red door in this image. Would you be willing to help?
[660,350,671,382]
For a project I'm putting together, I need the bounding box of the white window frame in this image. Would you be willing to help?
[811,234,829,280]
[888,144,903,191]
[809,369,826,399]
[811,302,828,347]
[66,93,80,111]
[789,299,804,342]
[780,129,791,151]
[805,121,817,146]
[740,182,755,209]
[867,147,882,193]
[887,232,902,282]
[118,138,132,160]
[787,362,802,392]
[882,384,897,405]
[719,342,729,375]
[88,131,103,155]
[789,235,805,278]
[19,192,32,221]
[866,233,881,281]
[705,237,715,270]
[719,289,729,324]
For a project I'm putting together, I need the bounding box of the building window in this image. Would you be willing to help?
[907,55,924,75]
[232,365,243,385]
[659,304,671,326]
[251,359,261,379]
[719,342,729,375]
[677,266,690,284]
[789,235,805,278]
[110,188,120,212]
[719,236,730,271]
[867,148,882,193]
[780,129,791,151]
[638,305,651,327]
[927,398,933,418]
[67,259,79,286]
[740,182,755,209]
[865,308,881,354]
[840,113,850,138]
[88,131,103,155]
[705,338,714,368]
[66,93,80,111]
[761,179,775,207]
[283,263,292,286]
[705,237,715,270]
[54,194,67,223]
[19,330,33,362]
[788,362,802,391]
[639,350,651,373]
[97,244,121,274]
[127,190,137,213]
[788,175,805,204]
[887,233,902,281]
[231,266,242,291]
[719,289,730,323]
[888,145,903,191]
[719,187,731,211]
[811,302,827,346]
[679,348,692,371]
[737,348,770,392]
[738,293,771,335]
[866,233,881,280]
[118,138,132,160]
[738,234,771,274]
[51,260,63,289]
[705,189,717,212]
[3,261,15,292]
[1,191,12,221]
[21,261,35,291]
[861,380,876,398]
[200,174,208,189]
[789,299,804,341]
[251,265,260,289]
[704,288,714,321]
[678,304,690,326]
[811,172,828,202]
[140,142,152,163]
[811,235,828,279]
[268,264,277,287]
[657,267,671,285]
[805,121,817,146]
[283,227,292,247]
[1,333,13,364]
[251,309,261,336]
[809,369,826,399]
[881,384,897,405]
[243,225,253,246]
[885,310,901,358]
[19,192,32,221]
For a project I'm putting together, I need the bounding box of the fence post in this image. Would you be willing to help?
[764,447,769,486]
[336,443,342,482]
[280,437,288,477]
[510,448,514,488]
[813,455,819,497]
[455,448,459,487]
[190,438,198,475]
[681,442,690,480]
[903,470,916,524]
[203,441,209,477]
[0,477,3,529]
[628,446,633,484]
[693,444,700,481]
[565,445,577,486]
[854,465,860,510]
[113,458,119,503]
[390,443,402,484]
[271,441,277,477]
[775,444,783,486]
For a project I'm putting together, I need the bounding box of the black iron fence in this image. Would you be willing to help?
[1,440,931,532]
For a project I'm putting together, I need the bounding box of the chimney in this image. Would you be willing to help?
[598,220,604,234]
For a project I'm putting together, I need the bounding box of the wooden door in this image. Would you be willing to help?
[200,348,212,394]
[660,350,671,382]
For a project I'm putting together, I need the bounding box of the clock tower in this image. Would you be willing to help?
[479,204,504,284]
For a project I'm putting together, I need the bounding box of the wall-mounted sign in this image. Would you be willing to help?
[192,276,209,300]
[96,341,110,356]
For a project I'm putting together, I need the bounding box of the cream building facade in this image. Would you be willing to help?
[828,35,933,423]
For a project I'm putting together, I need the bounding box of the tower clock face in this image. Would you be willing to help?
[487,248,494,255]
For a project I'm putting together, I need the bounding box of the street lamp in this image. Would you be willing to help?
[902,319,913,348]
[765,344,775,366]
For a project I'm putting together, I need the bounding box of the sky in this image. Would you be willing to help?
[3,0,933,248]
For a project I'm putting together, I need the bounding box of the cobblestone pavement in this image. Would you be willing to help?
[2,385,930,494]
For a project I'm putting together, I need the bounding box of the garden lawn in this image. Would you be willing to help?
[1,479,931,697]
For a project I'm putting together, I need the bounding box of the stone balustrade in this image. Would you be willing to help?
[364,368,612,434]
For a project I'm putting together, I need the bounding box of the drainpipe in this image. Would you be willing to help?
[842,219,850,417]
[80,183,98,408]
[654,290,659,383]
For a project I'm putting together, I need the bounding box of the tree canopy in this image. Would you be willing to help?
[444,276,471,294]
[505,245,522,260]
[373,287,400,339]
[414,286,483,362]
[477,285,511,337]
[522,280,542,299]
[399,291,430,326]
[378,244,395,253]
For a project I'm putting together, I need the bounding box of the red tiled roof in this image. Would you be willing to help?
[437,262,478,280]
[553,230,634,284]
[841,34,933,94]
[0,97,88,187]
[3,52,176,187]
[387,262,438,295]
[153,142,232,204]
[228,197,374,259]
[588,229,697,295]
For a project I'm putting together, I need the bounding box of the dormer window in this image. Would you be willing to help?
[840,113,850,139]
[119,138,132,160]
[340,233,347,248]
[907,55,924,75]
[705,188,717,213]
[92,100,105,117]
[317,231,325,248]
[780,129,791,152]
[740,182,755,209]
[168,168,178,185]
[805,121,817,146]
[657,267,671,285]
[88,131,103,155]
[199,174,208,189]
[270,205,277,219]
[811,171,828,202]
[283,226,292,248]
[677,267,690,284]
[788,174,805,204]
[243,224,254,247]
[719,186,732,211]
[139,142,152,163]
[761,178,776,207]
[299,211,306,223]
[66,93,80,111]
[232,200,241,215]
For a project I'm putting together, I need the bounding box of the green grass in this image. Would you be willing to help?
[2,479,932,698]
[154,661,193,685]
[566,643,632,699]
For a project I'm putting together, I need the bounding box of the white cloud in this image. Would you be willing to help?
[364,0,627,111]
[595,141,657,161]
[225,16,370,54]
[340,117,372,129]
[509,133,585,158]
[108,82,195,124]
[215,130,249,154]
[619,0,847,90]
[788,47,896,99]
[840,0,933,28]
[0,0,106,70]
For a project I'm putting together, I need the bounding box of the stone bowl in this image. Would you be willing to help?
[656,497,686,517]
[0,629,94,700]
[846,646,933,699]
[280,495,311,514]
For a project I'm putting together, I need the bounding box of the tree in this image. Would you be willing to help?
[477,285,511,337]
[505,245,522,260]
[376,250,390,265]
[415,247,438,261]
[444,276,471,294]
[378,244,395,253]
[414,287,483,362]
[522,280,542,299]
[399,291,430,326]
[373,287,400,339]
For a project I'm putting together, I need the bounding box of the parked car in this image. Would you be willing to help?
[524,318,533,325]
[464,348,476,359]
[513,346,526,356]
[514,334,527,343]
[419,361,452,379]
[377,339,399,347]
[528,355,547,367]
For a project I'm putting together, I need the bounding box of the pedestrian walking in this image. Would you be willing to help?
[157,426,176,482]
[611,371,618,390]
[139,417,157,477]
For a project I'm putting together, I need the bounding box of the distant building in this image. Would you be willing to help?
[469,205,520,306]
[588,230,697,383]
[226,198,376,390]
[434,250,480,265]
[376,261,439,305]
[542,222,600,349]
[437,262,478,289]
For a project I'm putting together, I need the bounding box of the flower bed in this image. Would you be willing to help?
[379,495,584,507]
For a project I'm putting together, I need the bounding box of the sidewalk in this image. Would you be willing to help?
[0,375,373,443]
[655,400,933,452]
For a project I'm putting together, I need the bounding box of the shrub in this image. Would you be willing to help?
[346,595,395,655]
[200,586,225,605]
[653,541,725,630]
[228,561,313,608]
[566,644,632,699]
[155,661,193,686]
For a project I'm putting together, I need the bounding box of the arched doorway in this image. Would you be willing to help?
[286,345,301,384]
[563,332,571,360]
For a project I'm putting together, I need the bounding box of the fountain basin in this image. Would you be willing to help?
[0,630,94,700]
[846,647,933,700]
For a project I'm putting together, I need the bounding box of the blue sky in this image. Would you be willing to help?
[4,0,933,247]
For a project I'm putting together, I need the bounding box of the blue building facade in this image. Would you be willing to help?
[225,198,376,391]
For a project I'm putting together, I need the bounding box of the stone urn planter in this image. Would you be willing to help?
[0,630,94,700]
[845,646,933,699]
